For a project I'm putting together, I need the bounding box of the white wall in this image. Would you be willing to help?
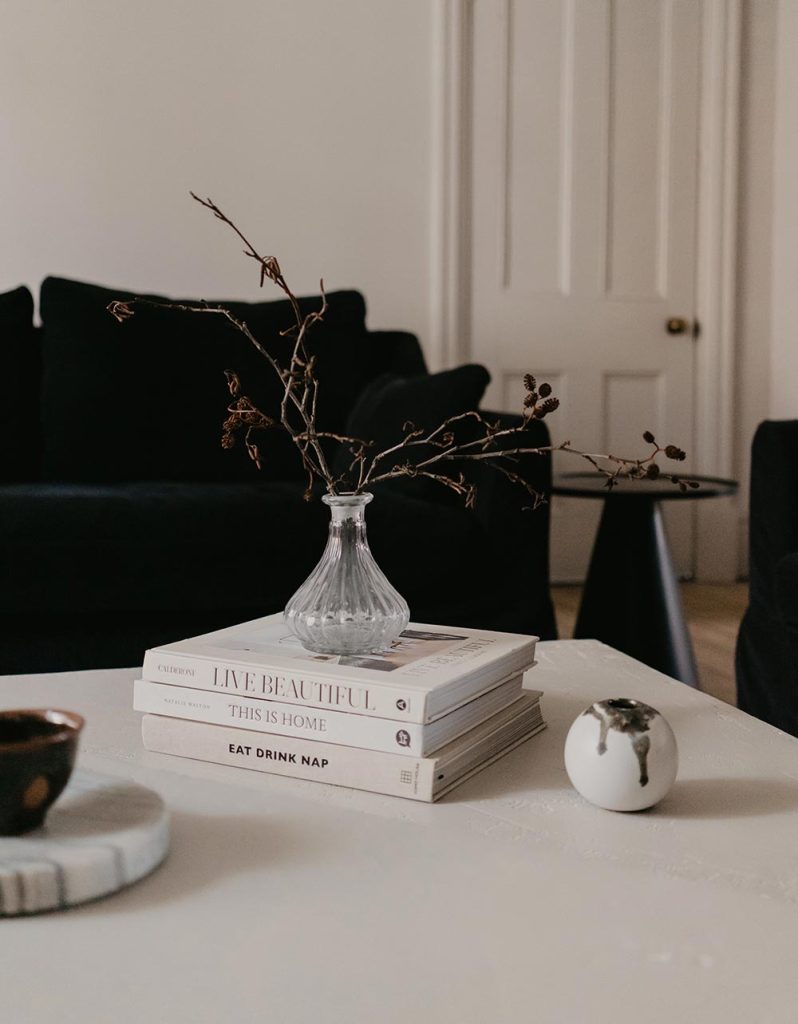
[0,0,433,344]
[770,0,798,419]
[735,0,776,571]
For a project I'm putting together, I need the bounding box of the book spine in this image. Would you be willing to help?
[134,680,427,755]
[141,650,426,723]
[141,715,438,801]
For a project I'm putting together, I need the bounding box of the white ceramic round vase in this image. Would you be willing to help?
[564,698,678,812]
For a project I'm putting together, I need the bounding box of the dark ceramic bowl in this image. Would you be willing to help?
[0,709,84,835]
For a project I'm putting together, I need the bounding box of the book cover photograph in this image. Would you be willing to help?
[219,626,470,674]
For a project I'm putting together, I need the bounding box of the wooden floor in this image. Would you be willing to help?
[552,582,748,706]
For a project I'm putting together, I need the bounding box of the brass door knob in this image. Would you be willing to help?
[666,317,690,335]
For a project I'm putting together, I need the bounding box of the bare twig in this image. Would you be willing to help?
[108,196,695,506]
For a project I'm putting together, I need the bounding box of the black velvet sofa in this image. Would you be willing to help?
[1,279,556,674]
[736,420,798,734]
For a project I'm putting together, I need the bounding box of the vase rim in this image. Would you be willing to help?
[322,491,373,507]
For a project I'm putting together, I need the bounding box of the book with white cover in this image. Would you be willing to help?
[141,692,545,802]
[134,673,524,756]
[141,613,538,724]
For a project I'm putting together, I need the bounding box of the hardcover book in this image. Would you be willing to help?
[141,692,545,802]
[141,614,538,724]
[133,673,525,756]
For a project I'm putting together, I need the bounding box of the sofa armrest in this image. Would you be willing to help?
[737,421,798,732]
[776,551,798,631]
[740,549,798,734]
[748,420,798,608]
[464,410,556,638]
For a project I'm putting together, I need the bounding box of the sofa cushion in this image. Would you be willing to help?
[0,286,39,481]
[39,277,371,483]
[334,364,491,495]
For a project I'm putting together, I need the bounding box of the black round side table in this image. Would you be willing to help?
[552,473,738,687]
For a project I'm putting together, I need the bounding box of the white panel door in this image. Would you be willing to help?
[469,0,701,580]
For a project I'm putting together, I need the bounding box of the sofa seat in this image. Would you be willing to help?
[2,482,326,615]
[1,481,542,629]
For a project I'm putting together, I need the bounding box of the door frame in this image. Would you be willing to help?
[429,0,742,581]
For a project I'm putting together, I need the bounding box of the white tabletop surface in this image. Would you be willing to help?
[2,640,797,1024]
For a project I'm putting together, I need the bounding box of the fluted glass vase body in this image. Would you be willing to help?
[284,493,410,655]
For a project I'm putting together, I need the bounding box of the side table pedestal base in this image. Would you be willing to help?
[573,498,699,687]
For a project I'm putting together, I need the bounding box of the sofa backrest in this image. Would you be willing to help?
[17,277,426,485]
[0,286,41,482]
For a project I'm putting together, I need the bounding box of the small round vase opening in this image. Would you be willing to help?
[284,493,410,656]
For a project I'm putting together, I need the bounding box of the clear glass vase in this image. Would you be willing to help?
[284,492,410,655]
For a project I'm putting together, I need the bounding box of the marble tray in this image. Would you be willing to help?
[0,771,169,916]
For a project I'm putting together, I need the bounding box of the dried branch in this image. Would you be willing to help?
[108,194,696,507]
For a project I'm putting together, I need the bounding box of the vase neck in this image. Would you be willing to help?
[323,492,372,525]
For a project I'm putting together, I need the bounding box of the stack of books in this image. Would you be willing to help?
[135,614,545,802]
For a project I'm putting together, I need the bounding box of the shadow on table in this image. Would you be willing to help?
[443,732,572,803]
[442,741,798,819]
[655,776,798,819]
[74,808,319,915]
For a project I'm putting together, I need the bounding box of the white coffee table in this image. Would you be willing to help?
[1,640,797,1023]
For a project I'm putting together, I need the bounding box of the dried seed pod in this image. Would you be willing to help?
[643,431,656,444]
[534,397,560,418]
[664,445,686,461]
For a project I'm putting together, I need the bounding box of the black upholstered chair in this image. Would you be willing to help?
[736,420,798,734]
